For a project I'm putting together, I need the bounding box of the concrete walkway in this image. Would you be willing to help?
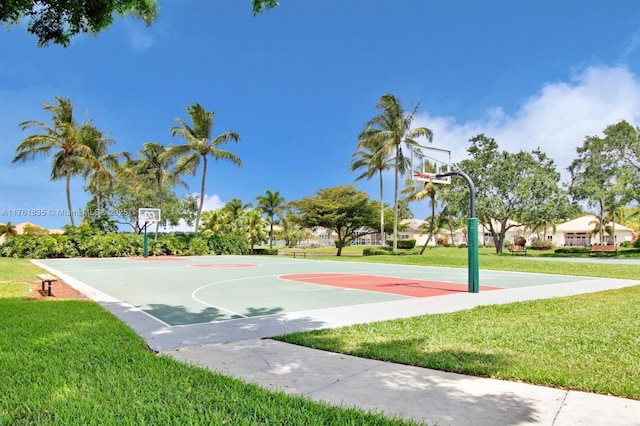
[158,278,640,426]
[164,339,640,426]
[40,260,640,425]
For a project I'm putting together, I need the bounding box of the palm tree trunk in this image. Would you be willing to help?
[379,169,385,245]
[155,174,163,240]
[393,144,399,250]
[269,219,274,249]
[420,197,436,255]
[195,154,207,232]
[66,161,75,227]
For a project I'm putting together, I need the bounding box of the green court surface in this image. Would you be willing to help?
[36,255,600,327]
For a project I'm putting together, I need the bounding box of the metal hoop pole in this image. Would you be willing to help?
[436,170,479,293]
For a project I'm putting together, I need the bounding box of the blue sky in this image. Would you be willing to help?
[2,1,640,230]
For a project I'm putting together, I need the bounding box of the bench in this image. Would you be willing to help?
[36,273,57,296]
[589,245,617,256]
[507,245,527,255]
[291,251,307,258]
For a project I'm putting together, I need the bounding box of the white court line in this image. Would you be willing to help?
[31,260,173,328]
[191,274,286,318]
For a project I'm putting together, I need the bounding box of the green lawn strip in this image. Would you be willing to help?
[0,298,417,425]
[277,285,640,400]
[0,281,37,298]
[311,248,640,280]
[0,257,46,280]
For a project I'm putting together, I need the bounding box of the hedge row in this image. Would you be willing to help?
[0,233,248,259]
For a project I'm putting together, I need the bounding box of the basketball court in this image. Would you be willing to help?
[31,254,636,351]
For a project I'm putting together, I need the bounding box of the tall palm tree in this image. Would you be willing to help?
[360,94,433,250]
[77,125,121,217]
[256,189,285,248]
[132,142,187,237]
[169,103,241,231]
[13,97,94,226]
[350,134,394,245]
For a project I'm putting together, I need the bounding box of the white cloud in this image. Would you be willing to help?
[405,65,640,220]
[163,193,226,232]
[123,19,155,51]
[415,65,640,182]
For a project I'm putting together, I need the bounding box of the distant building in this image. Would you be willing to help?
[550,215,634,247]
[0,222,64,244]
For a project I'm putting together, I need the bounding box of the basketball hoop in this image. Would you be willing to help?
[413,172,437,182]
[138,208,161,225]
[411,144,452,185]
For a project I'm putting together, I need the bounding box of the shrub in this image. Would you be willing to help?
[252,248,278,255]
[363,248,392,256]
[554,247,591,255]
[385,239,416,249]
[529,240,553,250]
[0,231,249,258]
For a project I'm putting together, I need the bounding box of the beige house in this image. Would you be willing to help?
[0,222,64,244]
[550,215,634,247]
[397,218,431,246]
[448,220,527,246]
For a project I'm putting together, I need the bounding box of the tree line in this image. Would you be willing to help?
[10,94,640,257]
[351,95,640,254]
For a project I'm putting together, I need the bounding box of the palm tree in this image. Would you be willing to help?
[132,142,187,237]
[0,222,17,238]
[169,103,241,231]
[77,125,121,218]
[243,209,269,254]
[13,97,94,226]
[350,134,394,245]
[256,189,285,248]
[360,94,433,250]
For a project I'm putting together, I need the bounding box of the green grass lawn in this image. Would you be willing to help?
[0,259,419,425]
[280,245,640,280]
[2,248,639,424]
[275,246,640,400]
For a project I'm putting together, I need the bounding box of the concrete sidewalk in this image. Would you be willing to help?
[42,259,640,425]
[164,339,640,426]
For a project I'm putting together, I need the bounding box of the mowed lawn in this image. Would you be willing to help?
[1,248,639,424]
[0,258,418,425]
[278,246,640,400]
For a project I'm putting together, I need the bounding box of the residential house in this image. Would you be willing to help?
[550,215,634,247]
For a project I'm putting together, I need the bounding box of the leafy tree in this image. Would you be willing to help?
[278,209,305,248]
[13,97,96,226]
[441,134,568,253]
[359,94,432,250]
[256,189,285,248]
[291,185,378,256]
[96,165,195,233]
[596,121,640,208]
[1,0,160,47]
[252,0,280,14]
[169,103,241,232]
[568,131,620,244]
